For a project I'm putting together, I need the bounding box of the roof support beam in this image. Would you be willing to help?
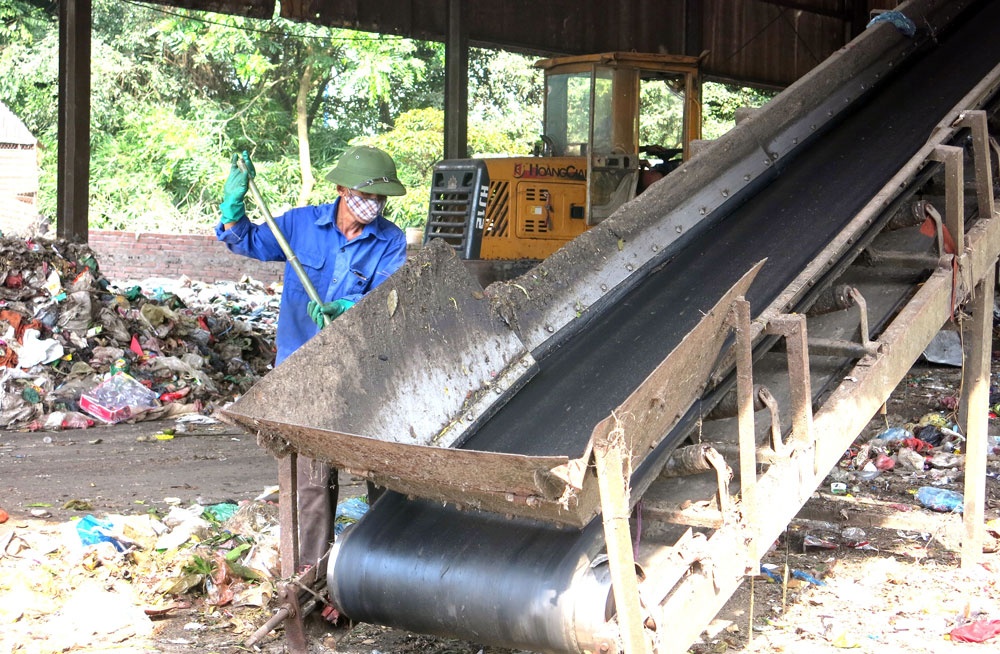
[757,0,851,20]
[443,0,468,160]
[683,0,703,58]
[57,0,91,242]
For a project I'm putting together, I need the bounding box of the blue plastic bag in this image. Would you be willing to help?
[334,496,370,536]
[75,514,127,552]
[791,569,826,586]
[866,11,916,37]
[916,486,963,513]
[878,426,912,443]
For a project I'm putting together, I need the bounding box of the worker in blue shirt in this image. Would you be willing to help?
[216,145,407,569]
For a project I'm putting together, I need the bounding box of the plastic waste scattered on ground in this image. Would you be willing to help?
[877,426,912,444]
[80,372,161,424]
[873,453,895,471]
[950,619,1000,643]
[927,452,964,469]
[790,569,825,586]
[914,424,944,446]
[857,461,880,481]
[759,564,782,582]
[39,410,93,430]
[156,505,212,550]
[840,527,868,547]
[896,447,927,471]
[917,412,949,429]
[75,514,129,552]
[915,486,964,513]
[204,502,239,522]
[335,496,370,535]
[803,534,839,549]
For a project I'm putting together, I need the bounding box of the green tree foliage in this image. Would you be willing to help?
[0,0,772,234]
[702,81,776,139]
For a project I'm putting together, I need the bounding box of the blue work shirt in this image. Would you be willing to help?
[216,198,407,364]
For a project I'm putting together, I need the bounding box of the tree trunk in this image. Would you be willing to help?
[296,60,316,207]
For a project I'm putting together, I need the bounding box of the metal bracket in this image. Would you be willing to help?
[847,287,875,356]
[654,445,732,528]
[956,110,995,220]
[594,431,653,654]
[805,286,880,361]
[915,200,951,260]
[763,314,814,452]
[757,387,790,459]
[930,144,965,253]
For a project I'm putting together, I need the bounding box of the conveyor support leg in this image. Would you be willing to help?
[959,264,994,568]
[730,298,759,562]
[595,426,652,654]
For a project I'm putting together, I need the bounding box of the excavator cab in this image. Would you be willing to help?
[425,52,701,271]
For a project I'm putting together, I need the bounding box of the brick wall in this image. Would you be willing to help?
[88,230,285,285]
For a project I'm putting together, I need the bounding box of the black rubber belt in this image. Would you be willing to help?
[469,0,1000,458]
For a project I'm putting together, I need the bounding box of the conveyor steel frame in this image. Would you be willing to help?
[639,90,1000,654]
[228,2,1000,651]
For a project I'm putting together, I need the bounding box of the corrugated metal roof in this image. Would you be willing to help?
[145,0,899,88]
[0,102,36,146]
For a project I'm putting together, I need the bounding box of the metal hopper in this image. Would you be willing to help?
[222,236,760,525]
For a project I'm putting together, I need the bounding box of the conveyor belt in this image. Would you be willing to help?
[469,0,1000,458]
[331,1,1000,650]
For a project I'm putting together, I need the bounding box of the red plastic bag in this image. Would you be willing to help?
[950,620,1000,643]
[898,437,934,453]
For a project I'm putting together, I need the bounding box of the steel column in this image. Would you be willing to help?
[57,0,91,242]
[443,0,468,160]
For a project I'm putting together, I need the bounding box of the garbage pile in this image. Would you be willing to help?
[824,404,1000,519]
[0,236,278,430]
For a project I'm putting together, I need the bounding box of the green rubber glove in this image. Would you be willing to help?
[219,151,256,224]
[307,298,355,328]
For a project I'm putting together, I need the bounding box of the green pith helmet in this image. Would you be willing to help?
[326,145,406,196]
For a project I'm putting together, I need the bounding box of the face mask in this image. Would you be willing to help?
[344,192,386,224]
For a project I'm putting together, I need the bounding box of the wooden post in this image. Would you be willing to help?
[960,266,994,568]
[594,430,651,654]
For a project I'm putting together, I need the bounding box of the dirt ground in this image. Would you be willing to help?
[2,359,1000,654]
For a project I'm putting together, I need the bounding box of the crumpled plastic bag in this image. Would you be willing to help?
[58,290,94,335]
[0,368,41,426]
[42,410,94,430]
[16,328,65,368]
[950,620,1000,643]
[156,505,211,550]
[142,356,218,395]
